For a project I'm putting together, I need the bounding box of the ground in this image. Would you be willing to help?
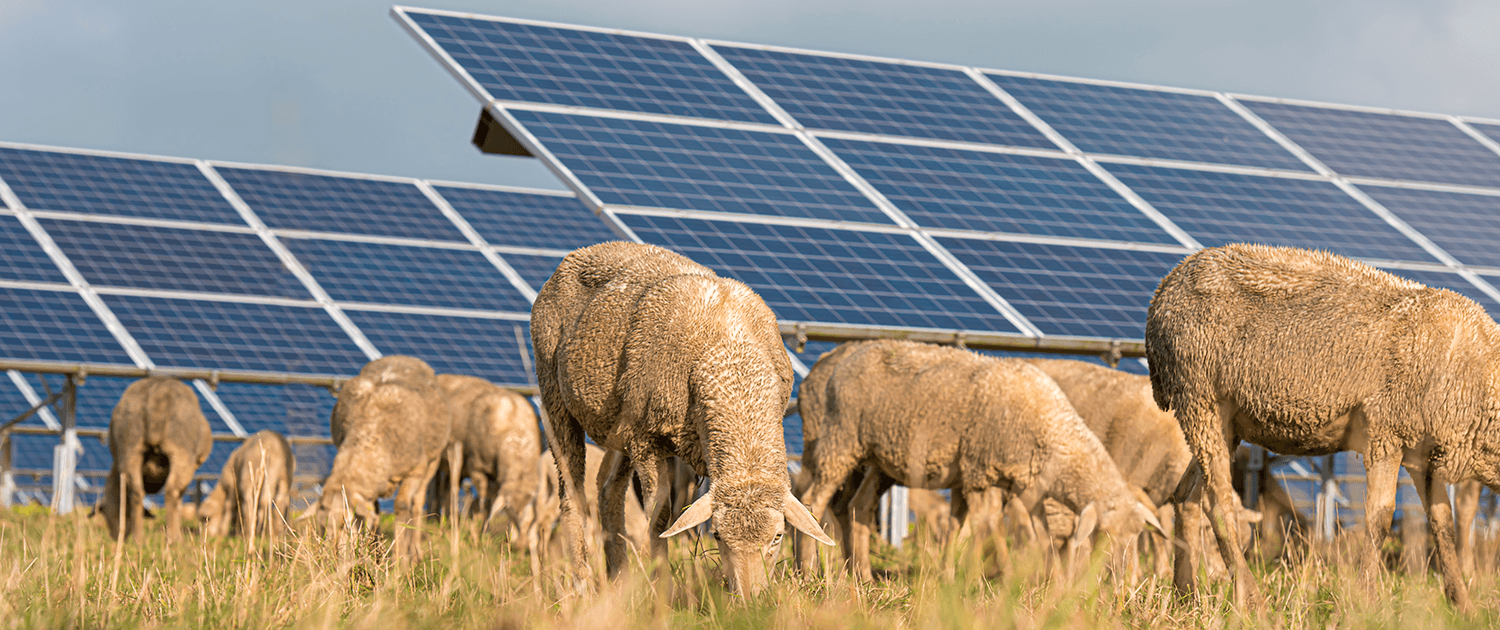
[0,506,1496,629]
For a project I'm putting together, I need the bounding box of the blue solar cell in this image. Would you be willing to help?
[503,252,565,292]
[405,11,775,124]
[0,147,242,224]
[511,111,891,224]
[1380,268,1500,319]
[213,382,335,438]
[344,311,531,387]
[715,46,1052,148]
[101,295,368,374]
[215,168,466,242]
[27,375,135,429]
[1244,101,1500,188]
[1107,164,1438,263]
[39,219,307,298]
[989,75,1308,171]
[432,185,614,251]
[823,137,1176,244]
[937,238,1184,339]
[618,213,1021,333]
[0,288,131,363]
[0,378,50,429]
[12,434,112,475]
[1360,186,1500,269]
[0,215,65,283]
[282,239,531,312]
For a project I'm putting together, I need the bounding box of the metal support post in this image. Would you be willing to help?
[881,486,908,548]
[50,375,80,514]
[0,428,12,509]
[1316,454,1338,543]
[1242,445,1264,510]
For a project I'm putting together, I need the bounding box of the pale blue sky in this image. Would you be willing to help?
[3,0,1495,190]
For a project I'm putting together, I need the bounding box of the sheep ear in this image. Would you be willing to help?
[661,490,715,538]
[783,490,835,546]
[1136,501,1165,534]
[1069,502,1099,551]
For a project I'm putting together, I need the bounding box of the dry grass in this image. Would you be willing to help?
[0,505,1497,629]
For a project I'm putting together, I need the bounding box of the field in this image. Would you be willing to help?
[1,506,1498,629]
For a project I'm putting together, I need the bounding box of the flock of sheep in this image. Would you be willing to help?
[87,240,1500,612]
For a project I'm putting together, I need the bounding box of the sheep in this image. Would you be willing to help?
[201,430,295,538]
[305,355,451,561]
[430,374,541,539]
[797,339,1161,581]
[1145,243,1500,610]
[530,241,832,595]
[95,377,213,542]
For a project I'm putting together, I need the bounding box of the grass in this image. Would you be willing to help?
[0,505,1497,629]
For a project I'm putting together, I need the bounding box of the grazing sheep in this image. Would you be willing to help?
[798,340,1161,581]
[433,374,541,537]
[95,377,212,542]
[1146,243,1500,610]
[531,241,831,595]
[306,355,451,561]
[201,430,294,538]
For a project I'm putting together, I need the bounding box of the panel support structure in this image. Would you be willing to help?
[49,374,80,514]
[881,485,909,548]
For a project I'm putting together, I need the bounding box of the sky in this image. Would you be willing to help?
[2,0,1497,191]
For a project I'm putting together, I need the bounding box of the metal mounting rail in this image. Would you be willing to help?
[776,321,1146,360]
[0,359,537,396]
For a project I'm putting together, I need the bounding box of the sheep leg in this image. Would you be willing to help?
[1455,480,1481,580]
[123,450,147,541]
[1362,448,1401,578]
[447,442,463,525]
[549,410,593,586]
[846,469,887,582]
[1183,399,1259,608]
[160,445,197,543]
[598,449,632,578]
[1171,458,1203,593]
[396,458,441,564]
[798,455,861,573]
[632,456,671,560]
[1409,465,1472,612]
[831,469,862,570]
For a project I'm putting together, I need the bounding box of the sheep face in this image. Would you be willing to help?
[663,483,833,596]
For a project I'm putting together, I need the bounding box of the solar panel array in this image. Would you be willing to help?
[0,142,619,505]
[394,7,1500,355]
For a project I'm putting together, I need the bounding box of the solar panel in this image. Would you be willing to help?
[989,75,1309,171]
[215,167,467,242]
[0,147,242,224]
[401,11,777,124]
[511,110,892,224]
[1106,163,1440,263]
[1242,100,1500,188]
[100,294,368,374]
[212,382,335,438]
[617,212,1022,333]
[344,310,532,387]
[936,238,1185,339]
[1359,186,1500,270]
[823,136,1178,243]
[502,252,568,292]
[0,288,131,364]
[713,45,1052,149]
[0,214,67,283]
[430,184,616,251]
[39,219,308,298]
[281,238,533,312]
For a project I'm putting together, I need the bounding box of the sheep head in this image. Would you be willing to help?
[1069,499,1165,568]
[661,482,833,596]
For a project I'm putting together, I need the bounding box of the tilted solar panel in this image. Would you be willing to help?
[0,288,131,364]
[1359,186,1500,270]
[0,147,242,224]
[216,167,469,242]
[430,184,615,251]
[713,45,1052,149]
[1241,100,1500,189]
[989,74,1309,172]
[344,311,532,387]
[0,214,67,283]
[282,238,534,312]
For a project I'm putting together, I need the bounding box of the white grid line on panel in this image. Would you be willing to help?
[1229,93,1457,121]
[421,178,575,197]
[0,141,201,166]
[809,129,1071,160]
[598,208,646,243]
[0,174,156,368]
[1455,271,1500,310]
[196,161,383,361]
[395,6,698,44]
[23,210,261,235]
[1219,95,1465,269]
[605,204,911,235]
[0,279,75,293]
[8,371,61,430]
[696,45,1045,337]
[501,101,792,134]
[90,286,321,308]
[1367,259,1471,274]
[193,379,247,437]
[1453,118,1500,161]
[391,7,501,107]
[272,229,479,251]
[335,302,532,321]
[1083,154,1329,182]
[691,39,804,129]
[786,352,809,378]
[701,38,970,73]
[1459,114,1500,126]
[1341,177,1500,198]
[968,69,1203,251]
[921,227,1194,255]
[980,68,1221,98]
[417,180,540,303]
